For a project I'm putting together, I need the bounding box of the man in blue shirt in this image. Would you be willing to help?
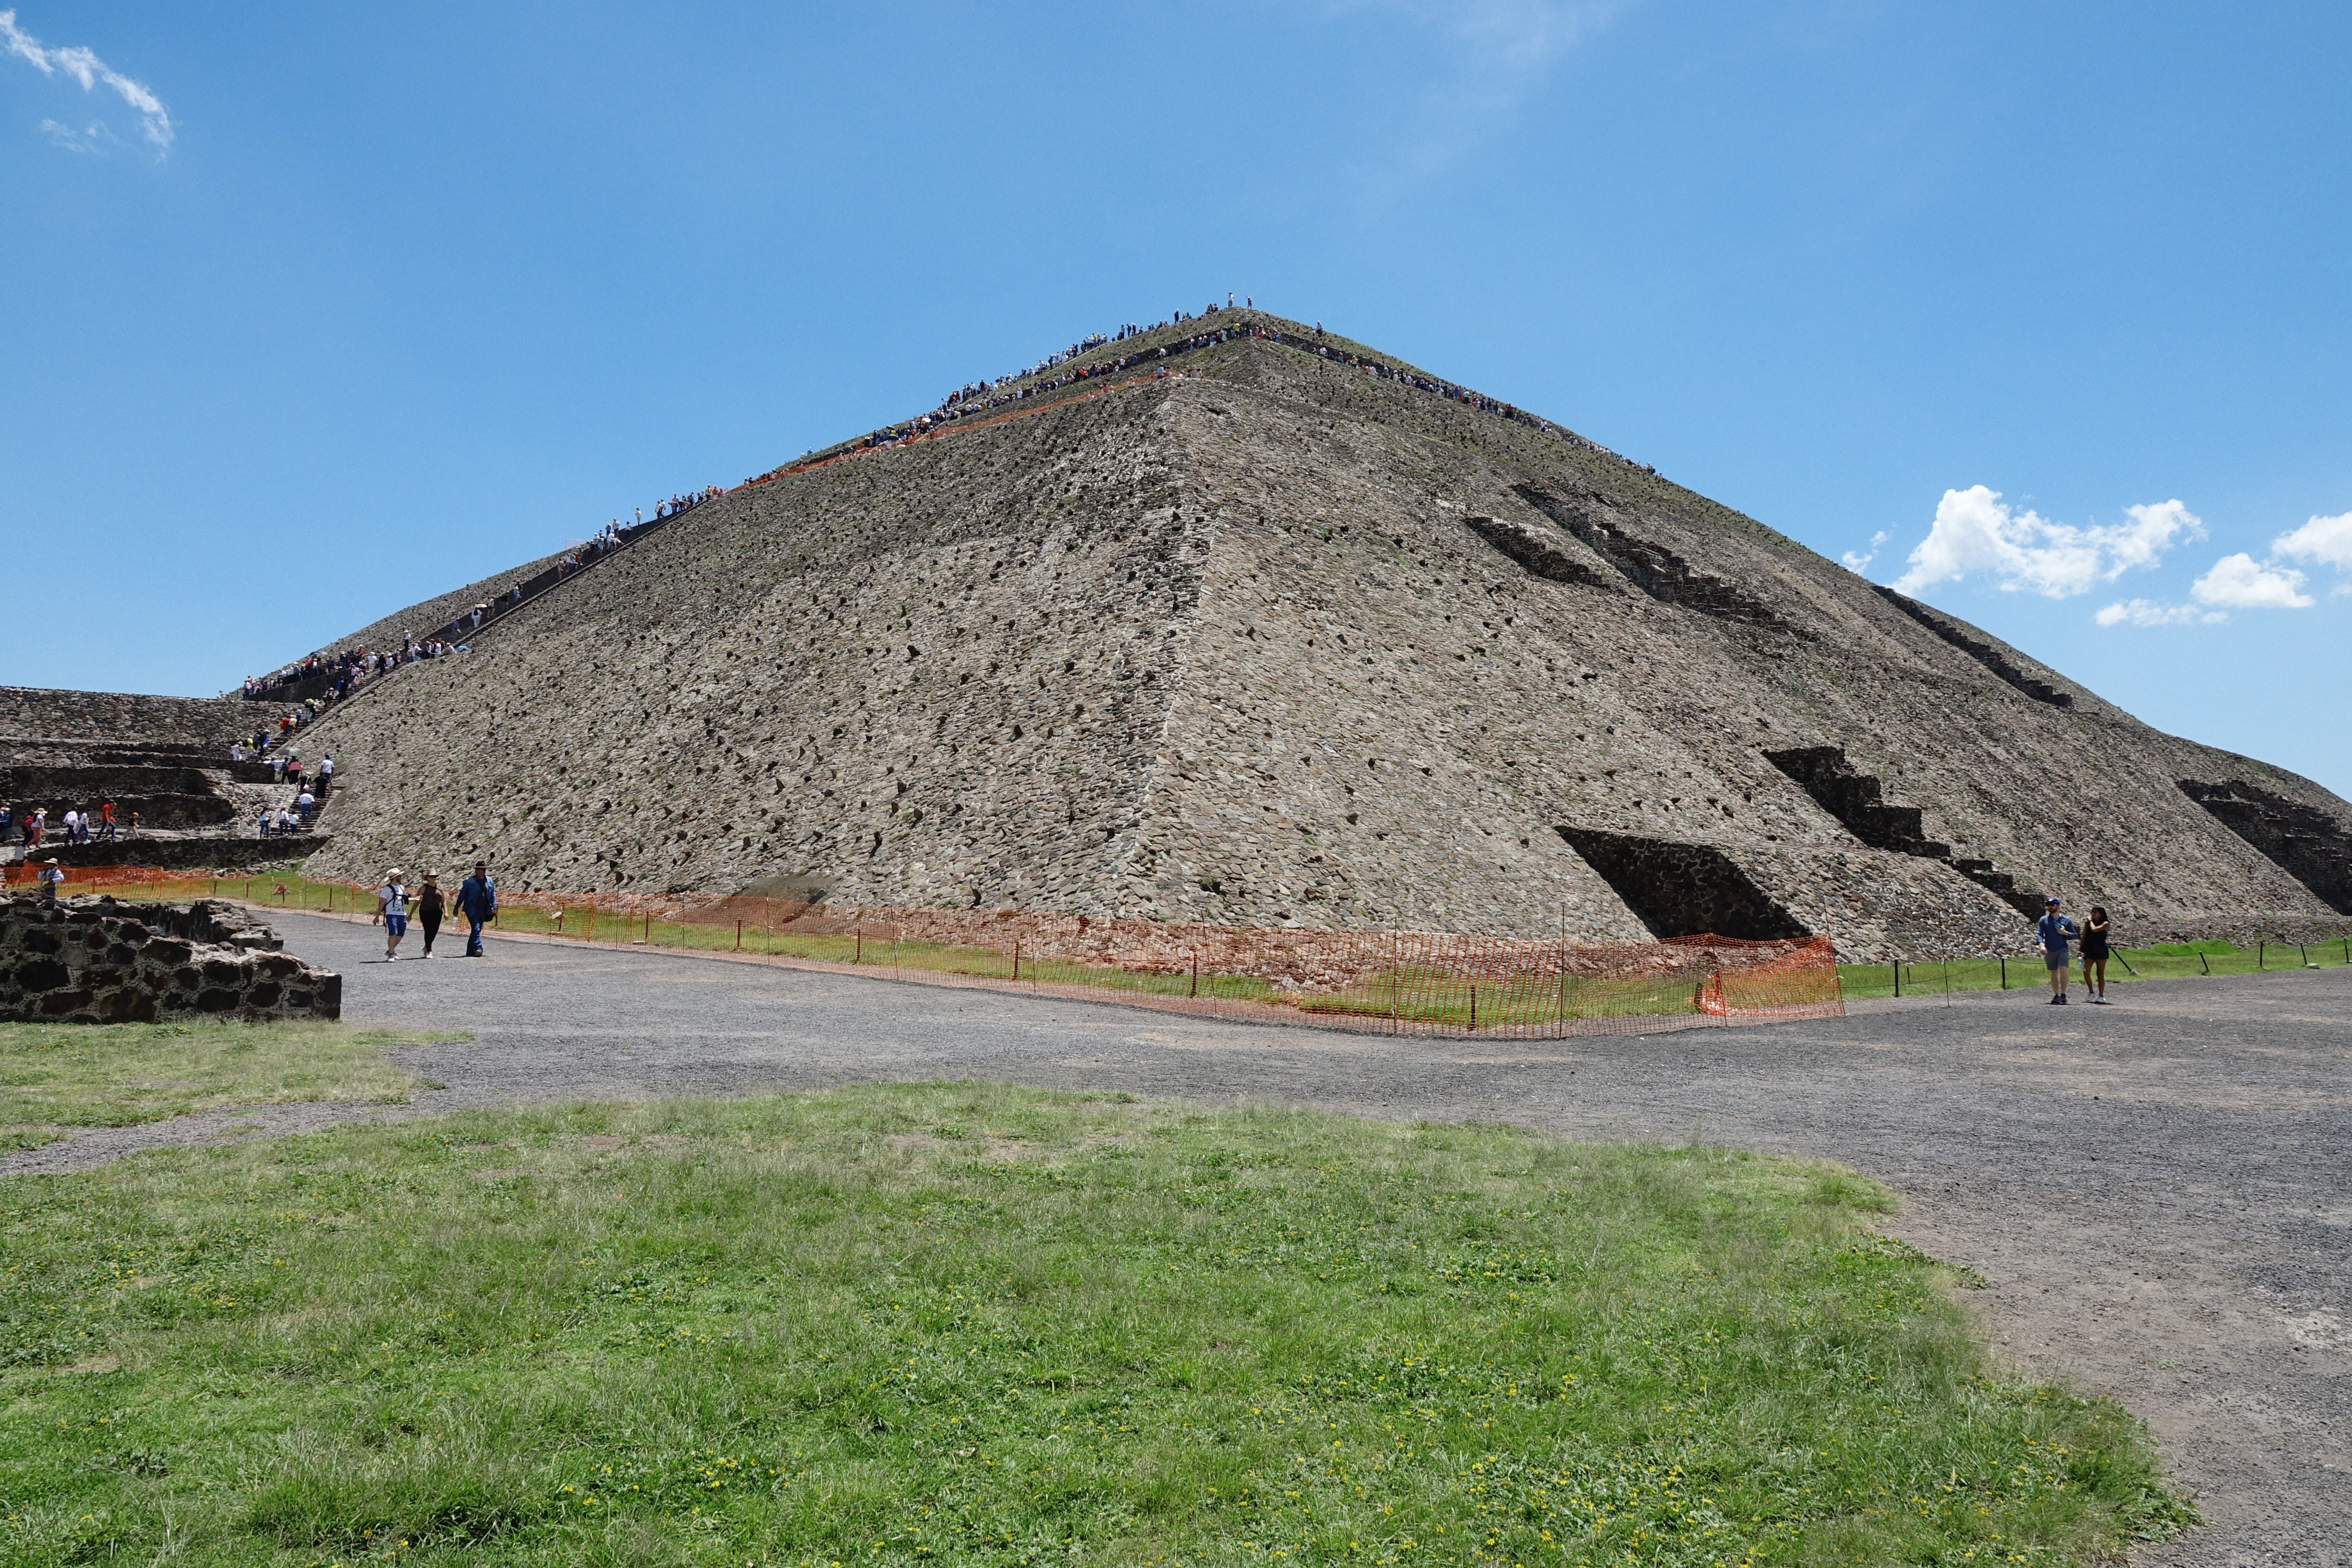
[455,860,496,958]
[2036,895,2078,1005]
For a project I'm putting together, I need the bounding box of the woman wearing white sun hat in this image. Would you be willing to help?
[374,868,410,961]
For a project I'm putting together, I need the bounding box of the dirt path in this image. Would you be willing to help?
[7,913,2346,1565]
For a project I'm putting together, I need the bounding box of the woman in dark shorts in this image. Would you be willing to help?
[2081,905,2113,1003]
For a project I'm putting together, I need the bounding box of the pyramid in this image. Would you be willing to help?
[286,312,2352,959]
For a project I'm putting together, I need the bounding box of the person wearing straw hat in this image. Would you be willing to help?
[374,868,410,961]
[36,858,64,902]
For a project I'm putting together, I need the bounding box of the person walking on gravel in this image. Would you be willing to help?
[456,860,496,957]
[374,868,410,961]
[2037,895,2078,1004]
[35,858,63,902]
[416,871,444,957]
[2080,905,2113,1004]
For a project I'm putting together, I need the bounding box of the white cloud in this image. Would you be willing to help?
[1841,530,1890,573]
[38,115,102,152]
[1,9,172,151]
[2191,553,2312,610]
[1890,485,2204,599]
[2272,510,2352,584]
[2094,598,2225,628]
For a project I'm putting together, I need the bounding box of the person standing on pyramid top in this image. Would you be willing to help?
[2037,895,2076,1004]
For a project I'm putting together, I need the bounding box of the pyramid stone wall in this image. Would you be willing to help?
[288,315,2352,959]
[297,387,1202,910]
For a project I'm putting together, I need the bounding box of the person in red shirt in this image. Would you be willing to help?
[98,800,116,842]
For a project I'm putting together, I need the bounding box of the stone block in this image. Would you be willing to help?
[0,894,339,1024]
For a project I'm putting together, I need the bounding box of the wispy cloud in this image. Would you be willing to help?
[2192,552,2313,610]
[1890,487,2202,599]
[1,9,172,152]
[1841,529,1890,573]
[2094,598,2223,629]
[1339,0,1627,195]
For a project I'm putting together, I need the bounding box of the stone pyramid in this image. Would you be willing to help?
[293,312,2352,959]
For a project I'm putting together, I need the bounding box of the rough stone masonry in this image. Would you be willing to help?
[0,895,341,1023]
[67,312,2352,961]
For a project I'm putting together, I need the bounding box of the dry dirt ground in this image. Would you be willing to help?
[8,913,2347,1565]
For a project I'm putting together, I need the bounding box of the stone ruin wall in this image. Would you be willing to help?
[0,895,341,1023]
[0,686,286,751]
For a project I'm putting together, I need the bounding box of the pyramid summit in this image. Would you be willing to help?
[145,311,2352,956]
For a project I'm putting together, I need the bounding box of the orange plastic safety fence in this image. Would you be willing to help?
[7,870,1844,1035]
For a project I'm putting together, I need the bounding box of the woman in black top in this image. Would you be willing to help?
[417,872,446,957]
[2081,905,2112,1003]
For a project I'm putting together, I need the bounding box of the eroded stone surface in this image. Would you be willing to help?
[18,315,2350,960]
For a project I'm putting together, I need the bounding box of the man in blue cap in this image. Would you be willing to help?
[455,859,497,958]
[2036,895,2077,1005]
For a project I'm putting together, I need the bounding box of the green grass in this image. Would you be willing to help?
[0,1021,447,1153]
[0,1083,2191,1565]
[1839,935,2352,1000]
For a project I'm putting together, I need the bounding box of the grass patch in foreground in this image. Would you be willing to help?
[0,1084,2191,1565]
[0,1020,444,1152]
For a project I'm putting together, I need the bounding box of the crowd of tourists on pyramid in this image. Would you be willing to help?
[237,493,712,712]
[3,801,129,848]
[783,296,1661,479]
[653,487,719,520]
[243,637,462,704]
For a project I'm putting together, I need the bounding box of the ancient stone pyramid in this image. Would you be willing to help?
[292,311,2352,959]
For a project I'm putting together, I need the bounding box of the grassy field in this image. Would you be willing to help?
[1838,937,2352,1000]
[0,1082,2191,1566]
[0,1021,450,1152]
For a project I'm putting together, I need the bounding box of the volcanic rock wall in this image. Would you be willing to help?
[288,315,2352,959]
[0,895,340,1023]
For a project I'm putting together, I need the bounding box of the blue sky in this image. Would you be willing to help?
[4,3,2348,793]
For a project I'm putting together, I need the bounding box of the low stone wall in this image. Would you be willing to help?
[0,686,290,751]
[5,836,332,872]
[0,895,340,1023]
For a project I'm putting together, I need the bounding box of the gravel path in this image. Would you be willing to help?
[8,913,2347,1565]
